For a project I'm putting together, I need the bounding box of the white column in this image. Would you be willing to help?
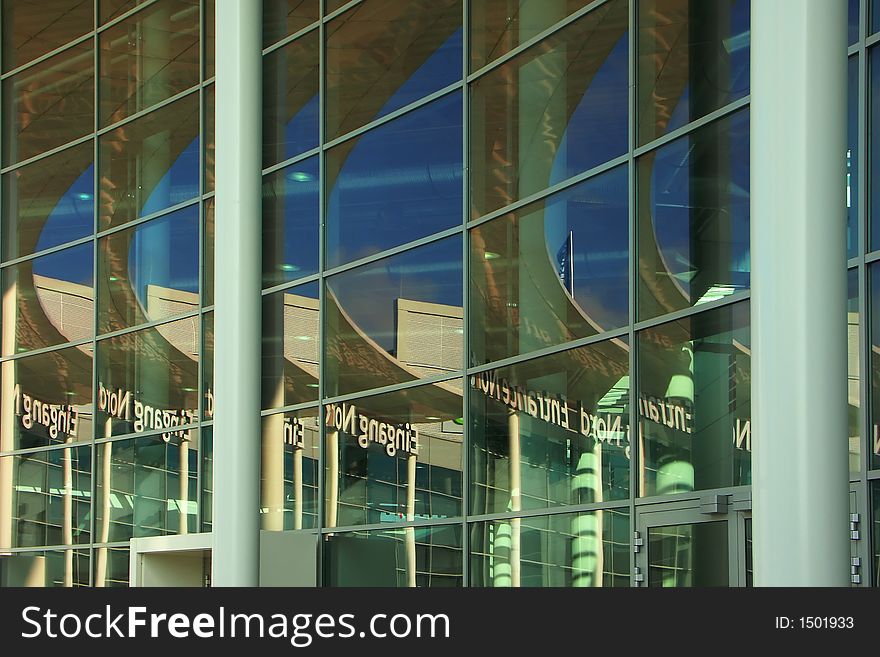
[212,0,262,586]
[751,0,849,586]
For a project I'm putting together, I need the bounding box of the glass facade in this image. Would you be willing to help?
[0,0,875,589]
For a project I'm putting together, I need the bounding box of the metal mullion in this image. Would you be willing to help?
[465,326,630,378]
[0,32,95,81]
[632,96,751,158]
[196,0,206,531]
[867,250,880,264]
[262,146,321,177]
[627,0,637,586]
[632,291,752,333]
[94,424,201,447]
[461,0,469,588]
[321,371,464,408]
[322,225,463,279]
[634,485,752,509]
[95,308,202,343]
[262,22,321,57]
[319,516,463,536]
[0,338,94,364]
[322,81,462,150]
[465,0,615,83]
[90,0,99,579]
[317,13,327,586]
[467,153,629,230]
[262,272,321,296]
[96,197,201,238]
[96,84,201,136]
[466,500,630,526]
[0,235,96,270]
[0,440,93,459]
[859,0,871,503]
[868,31,880,49]
[1,135,94,175]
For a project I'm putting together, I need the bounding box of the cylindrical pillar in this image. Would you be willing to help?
[212,0,262,587]
[751,0,849,586]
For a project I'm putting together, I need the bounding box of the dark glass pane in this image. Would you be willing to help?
[324,237,463,398]
[870,263,880,468]
[263,30,319,167]
[2,242,94,354]
[2,142,94,261]
[648,521,728,587]
[93,546,129,587]
[99,93,200,229]
[471,165,628,365]
[470,0,594,71]
[0,345,93,451]
[637,0,749,145]
[470,0,628,218]
[325,0,462,141]
[851,0,860,45]
[95,431,199,541]
[0,446,92,549]
[200,426,213,531]
[204,198,215,306]
[205,0,215,79]
[324,524,462,587]
[262,156,319,287]
[0,550,90,587]
[2,42,94,166]
[2,0,93,73]
[202,311,213,421]
[870,46,880,251]
[873,482,880,586]
[874,0,880,35]
[95,315,199,439]
[637,110,750,322]
[326,93,462,268]
[848,269,860,474]
[469,509,630,587]
[262,281,320,408]
[471,339,630,514]
[263,0,319,47]
[323,382,463,528]
[261,407,320,530]
[98,205,199,334]
[637,301,750,496]
[205,83,215,193]
[100,0,148,24]
[849,55,859,258]
[325,0,348,14]
[99,0,200,126]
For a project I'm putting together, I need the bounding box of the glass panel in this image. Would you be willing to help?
[647,520,728,587]
[205,0,215,79]
[470,0,628,218]
[324,236,463,398]
[470,165,628,365]
[2,142,94,261]
[323,382,463,528]
[325,0,462,141]
[870,46,880,251]
[262,156,319,287]
[848,55,859,259]
[263,0,319,47]
[470,0,593,71]
[744,516,752,587]
[98,205,199,334]
[638,301,750,496]
[471,339,630,514]
[2,0,93,73]
[2,42,94,166]
[95,432,198,541]
[637,109,750,322]
[325,0,348,14]
[98,93,200,230]
[848,269,860,475]
[262,281,320,408]
[204,198,214,306]
[637,0,749,145]
[851,0,860,45]
[873,481,880,586]
[874,0,880,35]
[263,29,319,167]
[0,550,90,587]
[2,242,94,355]
[95,315,199,439]
[871,263,880,469]
[101,0,148,24]
[469,509,630,587]
[93,546,129,587]
[0,446,92,549]
[0,345,93,451]
[99,0,200,126]
[261,407,320,530]
[324,524,462,587]
[200,425,212,532]
[326,93,462,268]
[204,83,215,193]
[202,311,213,421]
